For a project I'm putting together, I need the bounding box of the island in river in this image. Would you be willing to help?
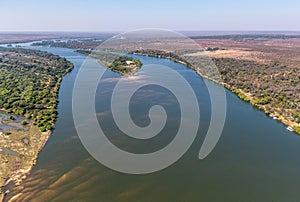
[32,35,300,134]
[77,45,300,134]
[1,34,300,202]
[108,55,142,76]
[76,50,142,76]
[0,47,73,199]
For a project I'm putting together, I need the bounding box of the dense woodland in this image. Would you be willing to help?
[132,49,300,134]
[108,55,142,75]
[76,50,142,75]
[32,39,103,50]
[32,39,300,134]
[214,58,300,133]
[0,47,74,132]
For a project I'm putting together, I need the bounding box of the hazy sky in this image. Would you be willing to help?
[0,0,299,32]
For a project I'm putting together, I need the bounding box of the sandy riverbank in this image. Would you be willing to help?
[0,111,52,201]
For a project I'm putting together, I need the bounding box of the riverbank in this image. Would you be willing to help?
[222,83,300,134]
[131,49,300,135]
[0,46,74,201]
[0,110,52,200]
[75,50,143,76]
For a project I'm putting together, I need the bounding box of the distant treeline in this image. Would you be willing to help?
[32,39,104,49]
[190,34,300,40]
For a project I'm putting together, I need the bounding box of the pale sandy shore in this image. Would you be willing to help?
[0,112,52,201]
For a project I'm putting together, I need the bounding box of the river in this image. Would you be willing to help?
[4,45,300,202]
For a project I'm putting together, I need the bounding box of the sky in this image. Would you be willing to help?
[0,0,299,32]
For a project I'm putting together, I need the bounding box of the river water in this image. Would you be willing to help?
[4,45,300,202]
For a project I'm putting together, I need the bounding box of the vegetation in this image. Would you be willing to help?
[0,47,73,197]
[0,47,74,132]
[32,37,300,134]
[214,58,300,129]
[108,56,142,75]
[76,49,92,55]
[75,50,121,64]
[21,120,28,125]
[0,121,50,198]
[32,39,103,49]
[131,49,193,67]
[191,34,300,40]
[132,49,300,135]
[76,50,143,76]
[5,132,11,136]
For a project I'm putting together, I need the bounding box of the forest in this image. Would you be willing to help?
[214,57,300,133]
[132,49,300,134]
[0,47,74,132]
[30,37,300,134]
[32,39,104,49]
[76,50,142,76]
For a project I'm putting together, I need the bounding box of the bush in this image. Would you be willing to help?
[21,120,28,125]
[40,127,46,132]
[5,132,11,135]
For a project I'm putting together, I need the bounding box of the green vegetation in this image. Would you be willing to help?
[5,132,11,136]
[32,39,103,49]
[131,49,192,67]
[76,49,92,55]
[108,56,142,75]
[0,47,74,131]
[214,58,300,133]
[75,50,119,64]
[34,40,300,135]
[76,50,143,76]
[132,49,300,135]
[294,126,300,134]
[223,84,250,102]
[0,122,50,198]
[0,47,73,196]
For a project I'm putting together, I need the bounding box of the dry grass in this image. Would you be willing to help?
[0,122,51,197]
[185,49,272,64]
[195,38,300,68]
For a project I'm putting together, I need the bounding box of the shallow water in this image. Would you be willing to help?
[4,45,300,202]
[0,111,28,132]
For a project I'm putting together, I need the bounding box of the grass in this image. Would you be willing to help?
[0,122,50,195]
